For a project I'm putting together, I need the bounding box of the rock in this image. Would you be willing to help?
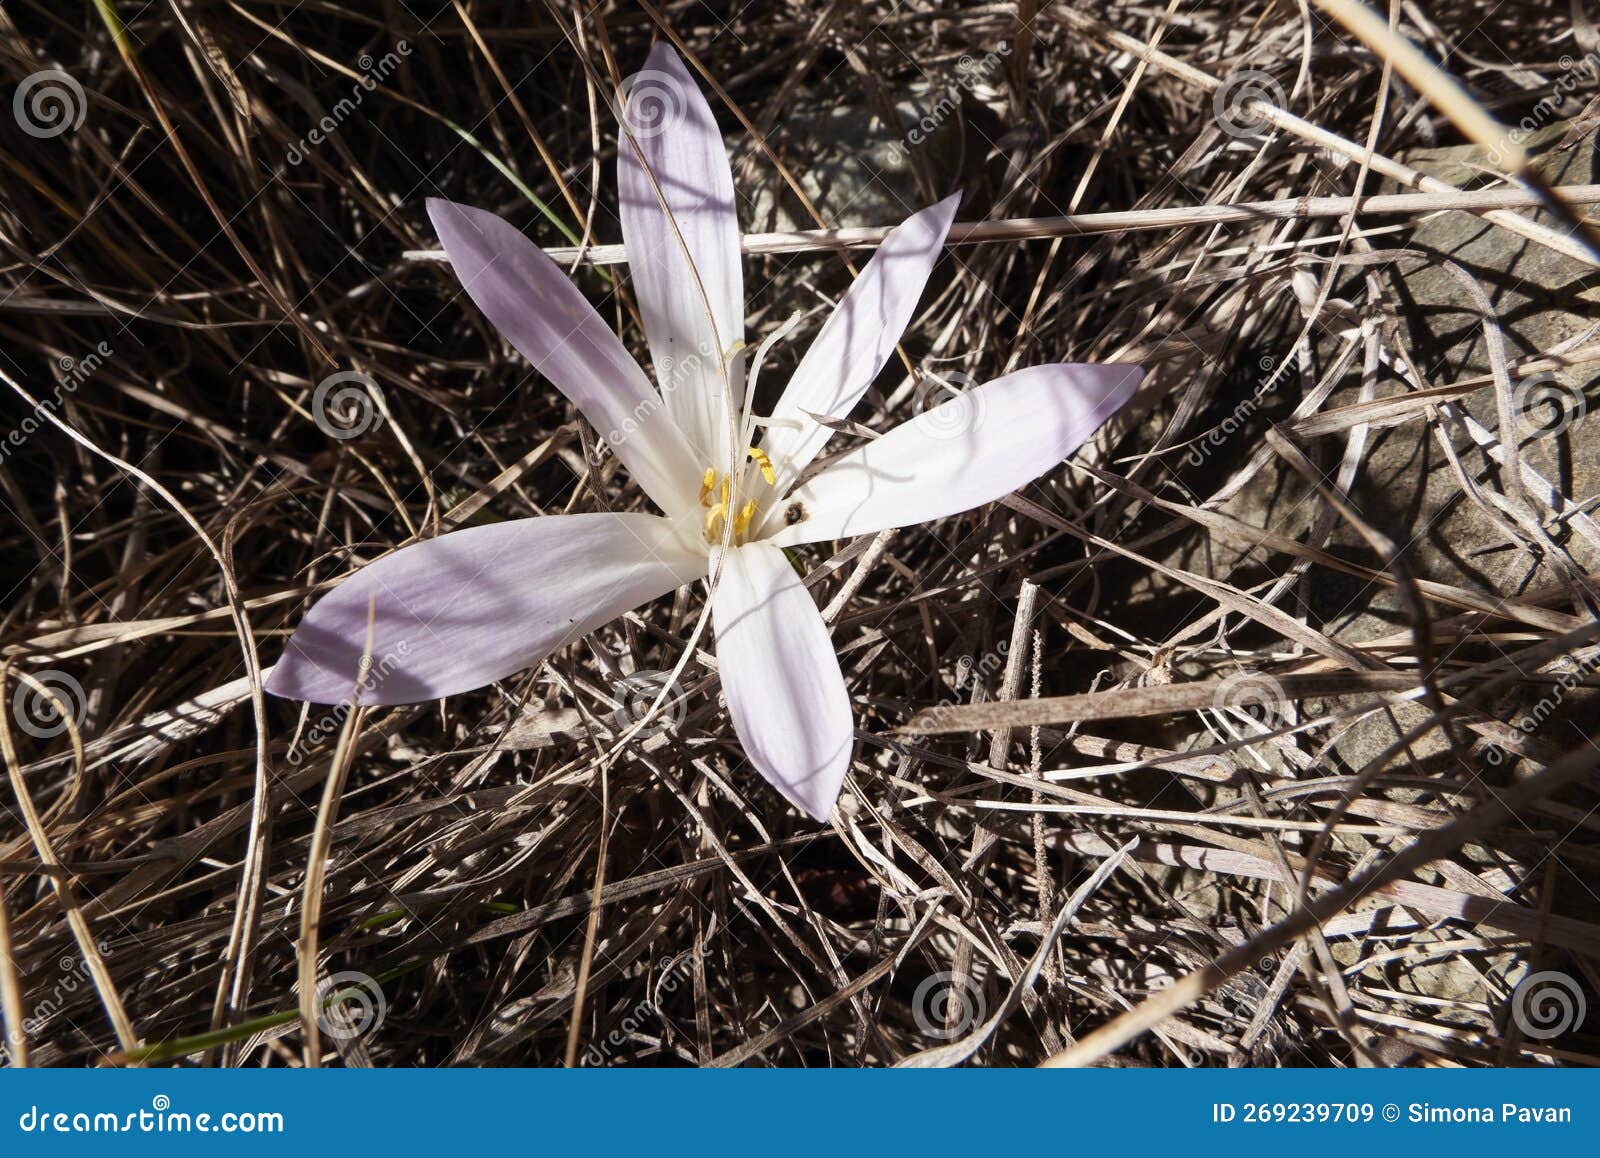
[1310,123,1600,776]
[1129,124,1600,785]
[1353,121,1600,593]
[732,77,986,233]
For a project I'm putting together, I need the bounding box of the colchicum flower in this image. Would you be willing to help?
[267,44,1143,822]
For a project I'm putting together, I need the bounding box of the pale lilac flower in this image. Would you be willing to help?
[267,44,1143,821]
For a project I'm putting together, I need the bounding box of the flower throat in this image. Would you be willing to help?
[698,446,776,546]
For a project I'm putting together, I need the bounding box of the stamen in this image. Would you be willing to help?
[733,499,758,539]
[746,447,776,486]
[696,465,761,544]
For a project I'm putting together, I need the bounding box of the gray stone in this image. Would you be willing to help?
[732,79,980,234]
[1142,125,1600,784]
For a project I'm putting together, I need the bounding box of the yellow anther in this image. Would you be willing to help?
[746,446,776,486]
[718,476,730,506]
[703,501,728,537]
[698,467,716,505]
[733,499,758,540]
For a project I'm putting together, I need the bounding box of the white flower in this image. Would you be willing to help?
[267,44,1143,821]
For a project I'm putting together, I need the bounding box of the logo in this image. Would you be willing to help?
[912,370,985,440]
[1213,70,1285,139]
[615,70,687,141]
[1510,970,1586,1040]
[14,71,87,138]
[311,371,385,439]
[315,971,387,1040]
[12,669,87,739]
[912,971,986,1039]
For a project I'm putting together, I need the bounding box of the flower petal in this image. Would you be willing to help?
[711,543,852,821]
[767,363,1144,546]
[760,194,961,495]
[266,514,702,705]
[617,42,744,470]
[426,197,701,517]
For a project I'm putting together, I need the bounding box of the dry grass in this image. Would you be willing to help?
[0,0,1597,1067]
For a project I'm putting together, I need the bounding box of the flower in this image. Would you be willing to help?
[266,43,1143,822]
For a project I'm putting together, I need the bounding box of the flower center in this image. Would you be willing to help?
[698,447,776,546]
